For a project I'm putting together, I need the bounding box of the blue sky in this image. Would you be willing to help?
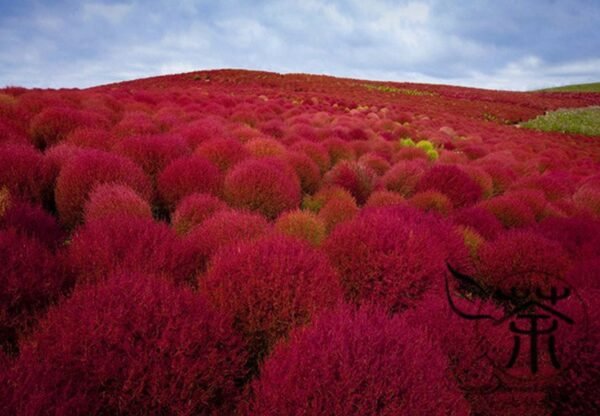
[1,0,599,90]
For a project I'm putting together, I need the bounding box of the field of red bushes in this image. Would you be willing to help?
[1,69,599,415]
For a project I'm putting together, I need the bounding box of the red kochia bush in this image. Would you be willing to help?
[194,137,249,171]
[243,304,468,416]
[202,235,342,362]
[4,273,248,416]
[416,164,482,208]
[29,107,109,149]
[0,200,64,248]
[477,230,571,293]
[324,160,378,205]
[452,205,503,240]
[381,159,426,196]
[280,151,321,194]
[0,144,47,203]
[223,158,301,219]
[182,210,270,277]
[55,149,151,227]
[324,207,463,312]
[0,229,67,352]
[171,193,228,235]
[157,156,221,211]
[67,216,192,285]
[83,183,153,222]
[114,133,190,179]
[290,140,331,174]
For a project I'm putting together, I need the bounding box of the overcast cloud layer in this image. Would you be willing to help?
[1,0,599,91]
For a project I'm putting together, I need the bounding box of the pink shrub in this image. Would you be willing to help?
[243,303,469,416]
[0,200,64,248]
[535,216,600,259]
[202,234,342,363]
[482,195,537,229]
[323,137,356,164]
[65,127,114,150]
[55,149,151,227]
[223,158,301,219]
[318,195,359,233]
[410,190,453,215]
[0,144,47,203]
[280,151,321,194]
[29,107,109,149]
[381,160,426,196]
[0,229,68,353]
[112,111,161,137]
[452,206,503,240]
[4,273,248,415]
[365,190,406,208]
[358,152,391,176]
[67,216,192,285]
[157,156,221,211]
[324,207,460,312]
[83,183,153,222]
[171,193,228,235]
[290,140,331,174]
[324,160,378,205]
[182,210,270,277]
[173,117,228,148]
[194,137,249,171]
[416,164,482,208]
[477,229,571,293]
[274,209,326,246]
[245,137,286,157]
[114,133,190,179]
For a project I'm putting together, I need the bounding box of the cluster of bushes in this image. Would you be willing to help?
[1,70,599,414]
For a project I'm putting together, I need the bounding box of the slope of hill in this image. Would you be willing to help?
[1,69,600,415]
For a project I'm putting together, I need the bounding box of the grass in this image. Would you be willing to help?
[520,106,600,136]
[538,82,600,93]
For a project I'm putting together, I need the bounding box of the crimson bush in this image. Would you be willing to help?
[4,273,248,415]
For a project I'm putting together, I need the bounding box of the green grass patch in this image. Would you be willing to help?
[538,82,600,93]
[361,84,437,96]
[520,106,600,136]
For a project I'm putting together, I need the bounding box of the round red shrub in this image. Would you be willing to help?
[410,190,453,216]
[223,157,301,219]
[477,229,571,293]
[323,137,356,164]
[112,111,161,137]
[65,127,114,150]
[452,206,503,240]
[4,273,248,415]
[290,140,331,174]
[318,195,359,233]
[83,183,153,222]
[0,144,47,203]
[55,149,151,227]
[416,164,482,208]
[482,195,537,229]
[381,160,426,196]
[358,152,391,175]
[202,234,342,362]
[365,190,406,208]
[67,216,192,285]
[114,133,190,179]
[0,229,68,353]
[182,210,270,277]
[274,209,326,246]
[280,151,321,194]
[536,216,600,259]
[173,117,228,148]
[245,137,286,157]
[194,137,249,171]
[171,193,228,235]
[324,207,463,312]
[0,200,64,248]
[324,160,378,205]
[157,156,221,211]
[29,107,109,149]
[243,303,469,416]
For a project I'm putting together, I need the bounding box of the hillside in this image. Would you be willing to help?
[1,69,600,415]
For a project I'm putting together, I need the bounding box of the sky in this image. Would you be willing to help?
[1,0,599,91]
